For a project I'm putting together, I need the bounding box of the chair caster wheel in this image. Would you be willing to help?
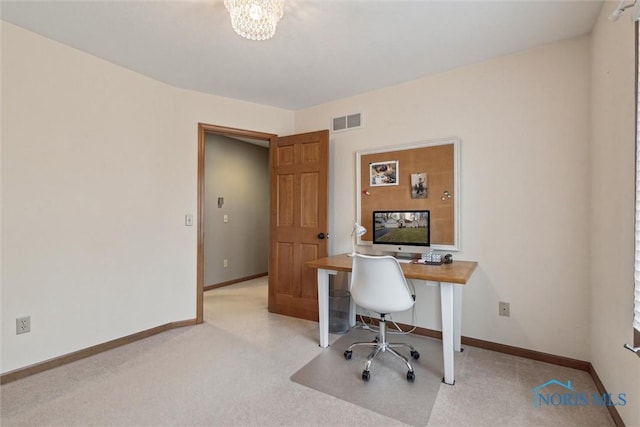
[362,370,370,381]
[344,350,352,360]
[407,371,415,382]
[410,350,420,360]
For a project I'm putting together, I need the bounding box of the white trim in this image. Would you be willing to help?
[634,28,640,331]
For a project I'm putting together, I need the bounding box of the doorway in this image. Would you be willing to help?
[197,123,277,323]
[197,124,330,324]
[202,134,270,290]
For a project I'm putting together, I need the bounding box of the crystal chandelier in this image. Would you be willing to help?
[224,0,285,41]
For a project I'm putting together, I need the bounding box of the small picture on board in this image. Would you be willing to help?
[370,161,398,186]
[411,173,428,199]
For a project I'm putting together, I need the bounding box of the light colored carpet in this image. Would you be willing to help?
[1,277,617,427]
[291,326,444,427]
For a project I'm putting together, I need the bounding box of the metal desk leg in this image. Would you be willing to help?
[453,284,462,352]
[440,282,455,385]
[349,272,356,327]
[316,268,336,348]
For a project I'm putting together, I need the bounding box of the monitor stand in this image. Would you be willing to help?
[394,252,415,263]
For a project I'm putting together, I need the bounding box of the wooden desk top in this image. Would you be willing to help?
[305,254,478,285]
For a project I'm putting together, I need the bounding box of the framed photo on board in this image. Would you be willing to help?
[411,173,427,198]
[369,160,398,186]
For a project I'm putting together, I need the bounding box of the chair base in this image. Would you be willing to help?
[344,315,420,381]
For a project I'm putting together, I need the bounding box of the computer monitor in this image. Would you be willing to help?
[372,210,430,259]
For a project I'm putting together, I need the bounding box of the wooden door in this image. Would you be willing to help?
[268,130,329,321]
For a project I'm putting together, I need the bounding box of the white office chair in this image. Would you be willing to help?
[343,254,420,381]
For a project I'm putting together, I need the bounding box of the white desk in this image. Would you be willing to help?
[305,254,478,385]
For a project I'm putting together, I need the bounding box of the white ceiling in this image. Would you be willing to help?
[1,0,604,110]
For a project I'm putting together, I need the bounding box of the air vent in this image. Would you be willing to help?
[331,112,363,133]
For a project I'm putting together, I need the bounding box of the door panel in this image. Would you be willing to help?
[300,244,319,299]
[276,174,294,226]
[275,242,295,294]
[301,173,319,227]
[268,130,329,321]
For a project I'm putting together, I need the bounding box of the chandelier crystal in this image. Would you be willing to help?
[224,0,285,41]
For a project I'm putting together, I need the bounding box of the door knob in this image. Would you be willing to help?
[317,232,326,240]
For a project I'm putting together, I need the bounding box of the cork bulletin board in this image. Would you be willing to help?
[356,138,460,251]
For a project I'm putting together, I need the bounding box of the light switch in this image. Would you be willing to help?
[223,215,229,223]
[185,214,193,226]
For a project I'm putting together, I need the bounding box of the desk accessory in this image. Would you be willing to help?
[420,252,443,265]
[350,223,367,256]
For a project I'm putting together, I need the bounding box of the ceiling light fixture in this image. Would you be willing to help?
[224,0,285,41]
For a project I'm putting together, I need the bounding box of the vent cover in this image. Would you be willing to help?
[331,113,363,133]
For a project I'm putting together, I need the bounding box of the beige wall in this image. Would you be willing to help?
[295,7,640,423]
[590,2,640,425]
[0,21,294,373]
[296,36,592,361]
[3,8,639,425]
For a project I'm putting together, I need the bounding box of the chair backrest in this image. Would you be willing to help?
[349,254,415,314]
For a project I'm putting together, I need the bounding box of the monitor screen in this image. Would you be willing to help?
[372,210,430,249]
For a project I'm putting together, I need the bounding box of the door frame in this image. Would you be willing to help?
[196,123,277,323]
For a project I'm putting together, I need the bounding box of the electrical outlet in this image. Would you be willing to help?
[498,301,510,317]
[223,259,228,268]
[16,316,31,334]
